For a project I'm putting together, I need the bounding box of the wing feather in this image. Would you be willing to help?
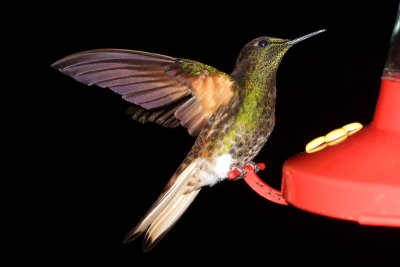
[52,49,235,136]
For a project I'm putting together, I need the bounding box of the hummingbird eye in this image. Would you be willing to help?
[258,39,268,47]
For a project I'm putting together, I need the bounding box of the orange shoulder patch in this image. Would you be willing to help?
[192,74,234,118]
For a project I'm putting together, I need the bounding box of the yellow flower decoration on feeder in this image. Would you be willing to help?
[306,122,363,153]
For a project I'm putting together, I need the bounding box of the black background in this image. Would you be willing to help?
[24,0,400,265]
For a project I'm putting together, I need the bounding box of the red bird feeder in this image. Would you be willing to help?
[236,6,400,227]
[281,7,400,227]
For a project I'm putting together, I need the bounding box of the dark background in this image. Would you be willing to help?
[24,0,400,265]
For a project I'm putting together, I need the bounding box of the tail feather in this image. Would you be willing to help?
[143,189,200,252]
[124,160,200,251]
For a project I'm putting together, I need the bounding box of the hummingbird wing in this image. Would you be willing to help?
[52,49,235,136]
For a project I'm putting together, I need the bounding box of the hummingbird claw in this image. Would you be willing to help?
[244,161,260,173]
[228,166,246,180]
[228,162,266,180]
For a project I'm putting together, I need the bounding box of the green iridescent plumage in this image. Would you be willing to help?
[212,37,292,155]
[177,59,225,77]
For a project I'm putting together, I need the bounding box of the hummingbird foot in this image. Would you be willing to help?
[244,161,260,173]
[227,162,266,180]
[227,166,247,180]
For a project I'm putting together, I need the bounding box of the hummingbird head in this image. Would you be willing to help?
[232,29,325,80]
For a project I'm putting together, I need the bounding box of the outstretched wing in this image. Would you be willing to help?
[52,49,235,136]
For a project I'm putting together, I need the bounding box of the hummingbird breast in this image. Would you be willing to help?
[191,90,276,168]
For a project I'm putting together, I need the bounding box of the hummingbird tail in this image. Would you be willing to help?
[124,160,201,252]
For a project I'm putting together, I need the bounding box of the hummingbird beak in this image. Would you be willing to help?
[286,29,326,45]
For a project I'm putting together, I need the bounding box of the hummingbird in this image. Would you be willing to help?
[52,29,325,251]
